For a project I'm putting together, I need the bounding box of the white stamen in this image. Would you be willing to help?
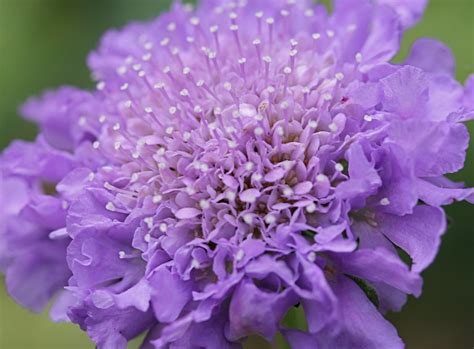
[243,213,253,225]
[199,199,210,210]
[316,174,328,182]
[306,203,316,213]
[264,214,276,224]
[152,195,163,204]
[244,162,254,171]
[252,173,263,182]
[254,127,264,136]
[144,217,154,229]
[96,81,106,91]
[235,249,245,262]
[106,202,116,211]
[226,191,236,201]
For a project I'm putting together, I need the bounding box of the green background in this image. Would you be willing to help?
[0,0,472,348]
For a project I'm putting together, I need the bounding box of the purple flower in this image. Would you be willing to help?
[1,0,473,348]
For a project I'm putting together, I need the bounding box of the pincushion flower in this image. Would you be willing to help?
[1,0,473,348]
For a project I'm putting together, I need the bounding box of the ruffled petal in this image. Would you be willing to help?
[149,266,193,322]
[374,206,446,272]
[317,276,404,349]
[227,279,297,341]
[376,0,428,28]
[333,247,422,296]
[405,38,455,76]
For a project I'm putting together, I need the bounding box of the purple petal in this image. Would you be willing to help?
[318,276,404,349]
[175,207,201,219]
[405,38,455,76]
[376,205,447,272]
[150,267,192,322]
[239,188,261,203]
[227,279,297,341]
[376,0,428,28]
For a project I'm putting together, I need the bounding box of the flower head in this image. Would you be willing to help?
[1,0,473,348]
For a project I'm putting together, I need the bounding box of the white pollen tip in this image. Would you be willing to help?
[307,252,317,262]
[364,114,373,122]
[335,163,344,172]
[335,72,345,81]
[96,82,106,91]
[159,223,168,232]
[244,162,254,171]
[235,249,245,262]
[118,251,126,259]
[316,174,328,182]
[199,199,210,210]
[169,106,177,115]
[226,191,237,201]
[264,215,276,225]
[306,203,317,213]
[152,194,163,204]
[254,127,264,136]
[106,202,116,211]
[243,213,253,225]
[323,93,333,101]
[380,198,391,206]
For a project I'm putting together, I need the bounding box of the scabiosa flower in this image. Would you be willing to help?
[1,0,473,348]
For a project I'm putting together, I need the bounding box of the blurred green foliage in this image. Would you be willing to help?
[0,0,473,348]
